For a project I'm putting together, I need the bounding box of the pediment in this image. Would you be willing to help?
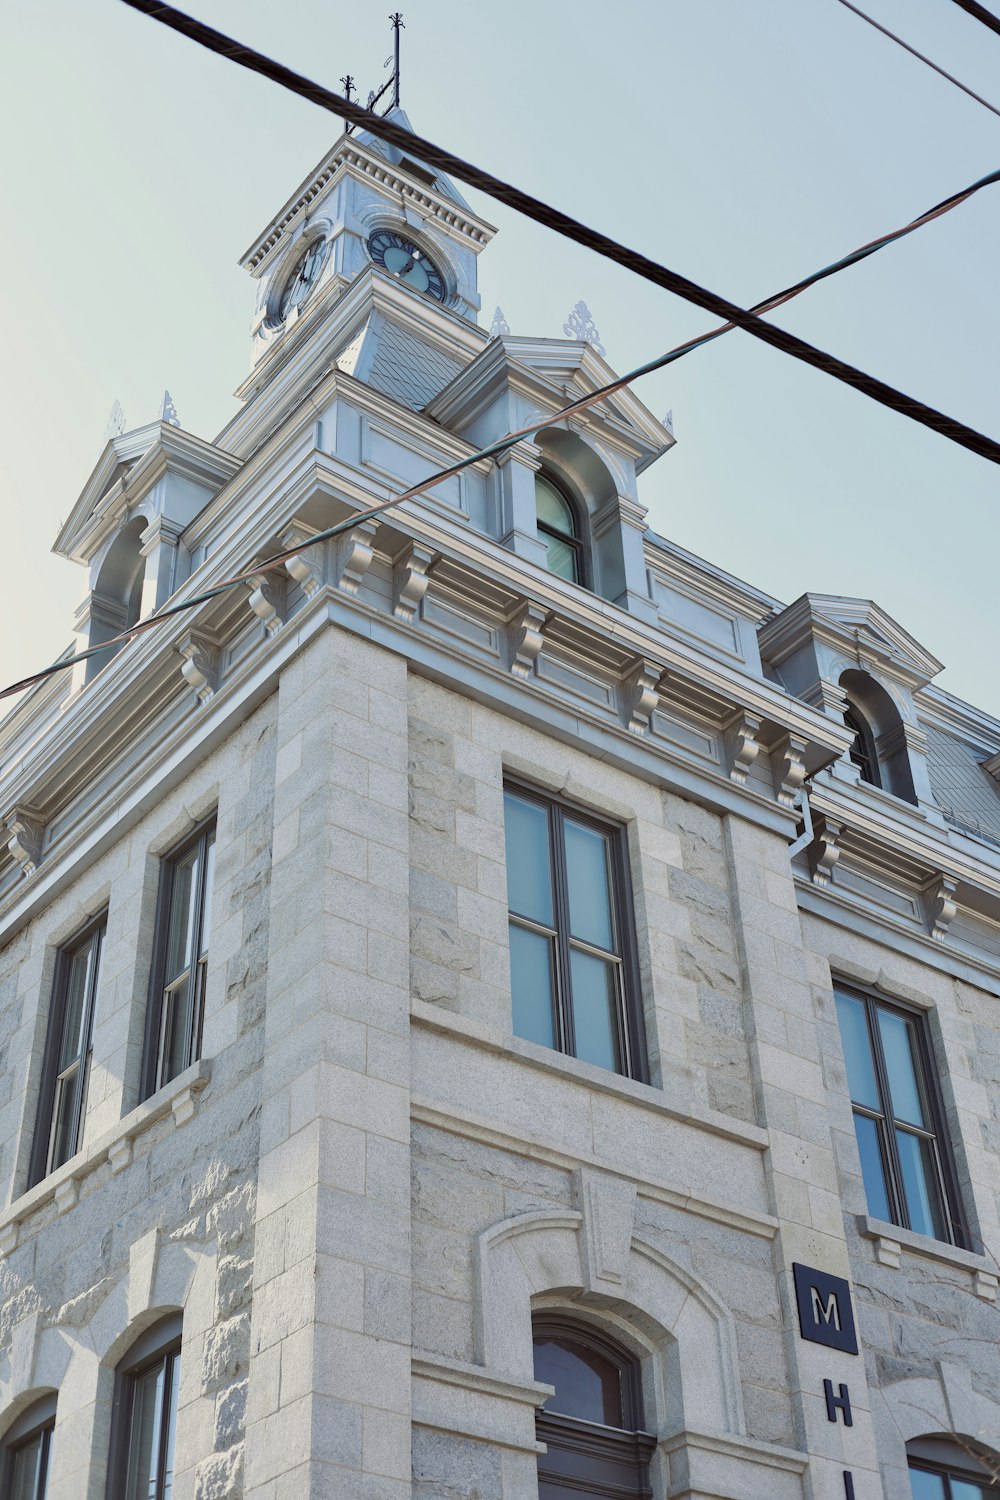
[352,108,474,213]
[425,335,675,468]
[53,424,240,565]
[759,592,944,687]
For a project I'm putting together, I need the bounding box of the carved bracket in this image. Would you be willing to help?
[280,523,324,598]
[624,658,663,736]
[177,631,221,705]
[773,733,809,808]
[393,541,437,623]
[337,518,380,597]
[5,806,45,876]
[246,567,286,637]
[729,711,763,786]
[509,602,548,680]
[926,874,959,942]
[808,816,843,888]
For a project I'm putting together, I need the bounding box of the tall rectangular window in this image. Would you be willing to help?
[30,918,104,1186]
[143,822,215,1099]
[1,1395,56,1500]
[503,783,645,1080]
[834,983,964,1246]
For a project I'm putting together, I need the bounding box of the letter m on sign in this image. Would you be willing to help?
[793,1264,858,1354]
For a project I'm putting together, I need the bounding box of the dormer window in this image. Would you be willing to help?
[844,704,881,788]
[535,473,585,585]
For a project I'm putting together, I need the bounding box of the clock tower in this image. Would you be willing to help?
[235,107,496,412]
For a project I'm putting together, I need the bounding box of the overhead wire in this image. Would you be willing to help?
[117,0,1000,467]
[834,0,1000,120]
[947,0,1000,41]
[4,151,1000,707]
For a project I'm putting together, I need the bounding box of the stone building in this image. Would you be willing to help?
[1,109,999,1500]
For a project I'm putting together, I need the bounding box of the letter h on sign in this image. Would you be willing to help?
[792,1263,859,1355]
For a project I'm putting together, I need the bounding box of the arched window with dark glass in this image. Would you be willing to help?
[1,1393,56,1500]
[535,473,585,585]
[907,1434,1000,1496]
[532,1320,655,1498]
[108,1314,182,1500]
[844,704,881,788]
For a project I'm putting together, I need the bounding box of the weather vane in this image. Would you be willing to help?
[344,14,404,133]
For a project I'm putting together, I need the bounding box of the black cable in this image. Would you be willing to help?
[834,0,1000,119]
[118,0,1000,468]
[947,0,1000,40]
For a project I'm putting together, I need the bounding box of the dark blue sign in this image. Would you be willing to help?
[792,1263,858,1355]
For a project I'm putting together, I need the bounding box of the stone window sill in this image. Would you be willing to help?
[856,1213,999,1301]
[410,998,768,1152]
[0,1059,211,1259]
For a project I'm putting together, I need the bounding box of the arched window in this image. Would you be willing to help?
[535,473,585,585]
[1,1393,56,1500]
[907,1434,1000,1495]
[107,1314,182,1500]
[532,1319,654,1498]
[844,704,881,788]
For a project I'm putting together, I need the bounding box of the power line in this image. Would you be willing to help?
[834,0,1000,120]
[5,147,1000,706]
[947,0,1000,40]
[118,0,1000,468]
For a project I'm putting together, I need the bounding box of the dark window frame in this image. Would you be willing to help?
[835,982,968,1249]
[844,704,882,788]
[535,470,589,588]
[532,1317,655,1500]
[106,1313,183,1500]
[504,779,648,1083]
[29,914,106,1188]
[1,1392,57,1500]
[141,819,216,1102]
[908,1433,1000,1493]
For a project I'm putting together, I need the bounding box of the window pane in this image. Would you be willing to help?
[951,1482,987,1500]
[161,977,194,1087]
[877,1009,927,1128]
[897,1130,948,1241]
[853,1112,892,1222]
[161,1353,180,1500]
[533,1337,623,1427]
[570,949,621,1072]
[125,1363,165,1500]
[564,820,614,951]
[11,1432,46,1500]
[543,534,579,583]
[510,923,556,1048]
[908,1471,947,1500]
[59,945,92,1069]
[165,852,198,984]
[50,1067,83,1169]
[199,836,216,956]
[504,793,553,926]
[835,993,880,1109]
[535,476,575,536]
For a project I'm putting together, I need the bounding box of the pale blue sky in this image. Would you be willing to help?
[0,0,997,713]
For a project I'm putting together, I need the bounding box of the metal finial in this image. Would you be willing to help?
[161,390,181,428]
[563,301,605,356]
[106,399,126,440]
[389,12,404,110]
[490,306,511,339]
[663,409,674,435]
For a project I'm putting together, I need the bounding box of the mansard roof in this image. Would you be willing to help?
[425,335,675,469]
[759,592,944,688]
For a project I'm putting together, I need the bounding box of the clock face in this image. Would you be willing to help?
[367,230,446,302]
[277,237,330,321]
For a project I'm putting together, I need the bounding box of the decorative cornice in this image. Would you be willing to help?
[240,136,497,274]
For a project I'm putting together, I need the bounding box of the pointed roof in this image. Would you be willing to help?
[352,108,474,213]
[425,335,675,470]
[759,592,944,687]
